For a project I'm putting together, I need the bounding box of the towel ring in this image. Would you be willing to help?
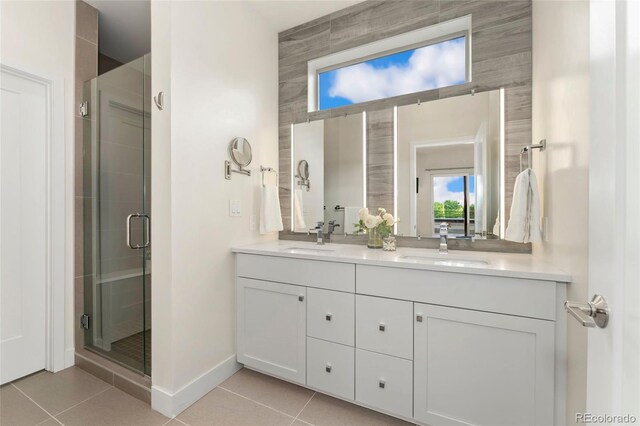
[519,139,546,172]
[260,166,279,187]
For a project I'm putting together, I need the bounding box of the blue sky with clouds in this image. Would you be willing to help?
[319,36,466,110]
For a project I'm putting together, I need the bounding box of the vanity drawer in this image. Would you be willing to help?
[236,254,355,292]
[307,288,354,346]
[356,295,413,360]
[355,349,413,419]
[307,337,354,400]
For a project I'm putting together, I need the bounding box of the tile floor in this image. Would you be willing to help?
[1,367,413,426]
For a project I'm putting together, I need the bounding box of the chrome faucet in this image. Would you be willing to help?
[327,220,340,238]
[439,222,449,254]
[311,221,325,245]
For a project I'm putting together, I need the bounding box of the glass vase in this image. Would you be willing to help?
[367,228,383,249]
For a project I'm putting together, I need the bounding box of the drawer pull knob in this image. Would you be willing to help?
[416,314,423,322]
[379,323,386,332]
[326,313,332,321]
[325,364,332,373]
[298,295,304,302]
[379,379,386,389]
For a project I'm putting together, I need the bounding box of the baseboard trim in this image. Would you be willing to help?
[151,354,241,417]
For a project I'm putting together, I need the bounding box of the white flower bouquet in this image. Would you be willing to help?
[354,207,398,242]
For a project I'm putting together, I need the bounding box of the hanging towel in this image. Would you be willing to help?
[294,189,306,231]
[505,168,542,243]
[260,184,284,235]
[344,207,361,234]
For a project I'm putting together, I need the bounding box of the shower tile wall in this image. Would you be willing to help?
[278,0,533,232]
[74,0,98,350]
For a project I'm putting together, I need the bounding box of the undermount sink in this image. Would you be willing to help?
[400,254,489,267]
[280,246,337,254]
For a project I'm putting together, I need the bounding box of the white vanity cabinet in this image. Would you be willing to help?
[234,246,569,426]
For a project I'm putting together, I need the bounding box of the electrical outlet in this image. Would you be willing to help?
[229,200,241,217]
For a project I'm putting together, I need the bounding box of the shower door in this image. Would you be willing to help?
[82,55,151,375]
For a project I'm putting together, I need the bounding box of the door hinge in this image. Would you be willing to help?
[79,101,89,117]
[80,314,90,330]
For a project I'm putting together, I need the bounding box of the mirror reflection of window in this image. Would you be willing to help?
[431,173,475,238]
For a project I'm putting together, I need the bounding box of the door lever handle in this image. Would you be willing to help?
[565,294,609,328]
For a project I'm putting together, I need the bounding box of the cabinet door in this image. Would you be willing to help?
[237,278,306,384]
[414,303,555,426]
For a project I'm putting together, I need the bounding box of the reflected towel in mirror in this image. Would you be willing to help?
[294,189,306,231]
[344,207,361,234]
[505,168,542,243]
[260,184,284,234]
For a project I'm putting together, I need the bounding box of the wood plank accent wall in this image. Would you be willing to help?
[278,0,532,235]
[366,109,394,212]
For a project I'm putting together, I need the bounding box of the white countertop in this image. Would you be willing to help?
[232,241,571,283]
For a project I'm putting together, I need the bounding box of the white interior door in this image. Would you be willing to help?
[1,68,48,384]
[583,0,640,420]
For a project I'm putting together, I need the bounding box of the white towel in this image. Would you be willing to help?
[505,168,542,243]
[260,185,284,234]
[294,189,306,231]
[344,207,361,235]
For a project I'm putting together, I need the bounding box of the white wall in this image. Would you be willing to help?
[0,0,76,367]
[151,0,278,415]
[532,1,590,424]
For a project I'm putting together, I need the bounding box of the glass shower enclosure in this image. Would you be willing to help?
[82,54,151,376]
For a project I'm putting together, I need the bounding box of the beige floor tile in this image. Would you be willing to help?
[298,393,413,426]
[177,388,293,426]
[55,387,168,426]
[0,385,51,426]
[220,368,314,416]
[12,367,111,415]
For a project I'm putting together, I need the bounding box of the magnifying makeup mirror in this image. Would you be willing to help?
[225,137,252,179]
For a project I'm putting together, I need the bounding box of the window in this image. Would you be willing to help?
[319,36,467,111]
[432,173,475,237]
[308,15,471,112]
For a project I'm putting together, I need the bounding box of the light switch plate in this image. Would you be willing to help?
[229,200,241,217]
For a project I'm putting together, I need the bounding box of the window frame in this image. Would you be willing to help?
[308,15,472,112]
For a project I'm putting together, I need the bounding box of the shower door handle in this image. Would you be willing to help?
[127,213,150,249]
[141,214,150,249]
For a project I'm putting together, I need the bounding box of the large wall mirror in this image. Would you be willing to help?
[291,113,365,233]
[397,89,502,239]
[290,89,504,240]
